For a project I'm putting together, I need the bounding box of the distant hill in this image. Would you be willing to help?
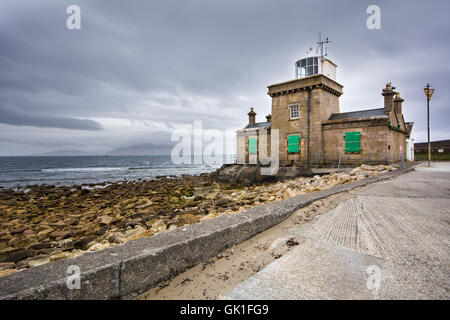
[33,149,93,156]
[108,143,174,156]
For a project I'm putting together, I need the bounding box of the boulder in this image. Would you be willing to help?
[26,256,50,268]
[23,229,35,236]
[106,233,127,244]
[9,237,33,249]
[0,269,17,278]
[135,202,153,210]
[49,252,72,262]
[28,242,56,251]
[350,167,363,175]
[99,215,113,225]
[360,164,373,171]
[215,198,229,207]
[87,243,110,252]
[37,229,54,241]
[177,214,200,227]
[64,218,78,226]
[9,226,27,235]
[3,249,36,263]
[49,230,72,240]
[149,220,167,233]
[50,221,66,228]
[338,174,351,184]
[95,225,108,236]
[59,239,74,251]
[283,188,297,199]
[126,229,155,241]
[125,225,146,238]
[201,212,219,221]
[0,262,15,270]
[0,247,19,256]
[74,235,98,250]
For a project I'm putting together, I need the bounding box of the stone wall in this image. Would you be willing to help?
[236,129,272,165]
[322,118,407,164]
[322,119,389,164]
[387,128,407,162]
[236,131,246,164]
[268,74,343,166]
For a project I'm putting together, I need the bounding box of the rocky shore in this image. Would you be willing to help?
[0,164,397,277]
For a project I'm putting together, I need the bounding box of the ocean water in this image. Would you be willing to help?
[0,155,229,189]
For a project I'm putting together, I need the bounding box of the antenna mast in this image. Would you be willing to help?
[316,32,332,61]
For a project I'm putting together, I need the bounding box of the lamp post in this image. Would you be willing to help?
[424,83,435,167]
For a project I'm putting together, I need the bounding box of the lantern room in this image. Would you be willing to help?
[295,56,337,81]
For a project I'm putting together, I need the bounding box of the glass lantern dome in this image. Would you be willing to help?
[295,56,337,80]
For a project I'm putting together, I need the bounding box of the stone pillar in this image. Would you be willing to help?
[382,82,396,112]
[394,92,404,115]
[248,107,256,125]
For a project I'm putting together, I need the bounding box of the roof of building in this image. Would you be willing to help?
[405,122,414,138]
[414,139,450,149]
[244,122,272,129]
[328,108,387,121]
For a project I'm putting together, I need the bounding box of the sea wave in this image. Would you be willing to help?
[41,167,130,173]
[0,169,42,173]
[0,155,224,188]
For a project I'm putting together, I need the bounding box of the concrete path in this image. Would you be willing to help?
[225,162,450,299]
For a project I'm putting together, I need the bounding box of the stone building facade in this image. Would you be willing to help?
[236,57,413,166]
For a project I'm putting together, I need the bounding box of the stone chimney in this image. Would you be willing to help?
[394,92,404,115]
[248,107,256,125]
[265,114,272,123]
[382,82,396,112]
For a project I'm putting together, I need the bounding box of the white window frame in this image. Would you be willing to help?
[289,104,300,120]
[296,57,319,78]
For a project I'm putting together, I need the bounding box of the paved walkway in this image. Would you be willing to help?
[225,163,450,299]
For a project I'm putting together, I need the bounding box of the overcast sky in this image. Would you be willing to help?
[0,0,449,155]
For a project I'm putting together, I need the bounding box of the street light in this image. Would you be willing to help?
[424,83,435,167]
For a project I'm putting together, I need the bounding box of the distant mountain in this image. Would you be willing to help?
[108,143,174,156]
[33,149,93,156]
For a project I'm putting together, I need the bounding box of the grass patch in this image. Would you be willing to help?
[415,153,450,161]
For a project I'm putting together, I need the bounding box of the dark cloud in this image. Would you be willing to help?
[0,106,101,130]
[0,0,449,155]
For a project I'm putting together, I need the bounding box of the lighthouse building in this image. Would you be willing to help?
[236,55,413,166]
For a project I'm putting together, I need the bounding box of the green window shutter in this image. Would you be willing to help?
[345,132,361,153]
[288,135,300,153]
[248,137,258,154]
